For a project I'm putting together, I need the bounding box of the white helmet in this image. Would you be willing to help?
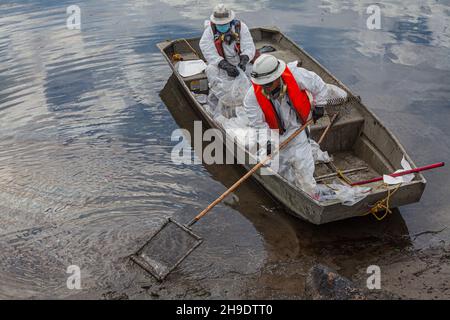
[210,3,235,25]
[251,54,286,85]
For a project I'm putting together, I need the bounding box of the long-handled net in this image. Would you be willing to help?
[130,97,358,281]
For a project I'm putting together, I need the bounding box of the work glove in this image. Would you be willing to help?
[218,59,239,78]
[238,54,250,72]
[312,105,325,123]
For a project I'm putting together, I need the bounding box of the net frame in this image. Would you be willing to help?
[131,218,203,281]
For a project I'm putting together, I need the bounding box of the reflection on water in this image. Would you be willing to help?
[0,0,448,298]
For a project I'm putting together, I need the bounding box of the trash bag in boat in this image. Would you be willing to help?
[205,65,251,118]
[310,139,332,163]
[315,183,371,206]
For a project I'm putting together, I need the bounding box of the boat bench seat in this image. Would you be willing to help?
[310,108,365,154]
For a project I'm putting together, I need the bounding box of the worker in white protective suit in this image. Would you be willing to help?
[199,3,256,118]
[243,54,347,195]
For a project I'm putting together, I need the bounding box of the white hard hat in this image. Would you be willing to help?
[210,3,235,25]
[251,54,286,85]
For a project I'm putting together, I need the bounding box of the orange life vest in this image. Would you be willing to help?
[253,66,311,134]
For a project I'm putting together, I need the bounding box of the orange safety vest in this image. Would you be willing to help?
[253,66,311,134]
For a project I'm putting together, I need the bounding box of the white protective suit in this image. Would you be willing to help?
[243,61,347,195]
[200,20,255,118]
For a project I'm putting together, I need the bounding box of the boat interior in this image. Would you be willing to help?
[159,28,418,190]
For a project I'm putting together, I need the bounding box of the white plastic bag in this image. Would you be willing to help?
[316,182,371,206]
[194,93,208,104]
[310,139,332,163]
[222,69,251,107]
[383,156,414,185]
[206,65,251,118]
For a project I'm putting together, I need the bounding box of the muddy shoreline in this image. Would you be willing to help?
[70,233,450,300]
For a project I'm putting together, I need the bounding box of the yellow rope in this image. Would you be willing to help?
[336,169,353,185]
[322,167,354,188]
[362,183,402,221]
[322,167,401,222]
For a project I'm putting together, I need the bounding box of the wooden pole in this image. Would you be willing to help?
[318,112,339,145]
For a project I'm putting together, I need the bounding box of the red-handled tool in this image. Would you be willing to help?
[350,162,445,186]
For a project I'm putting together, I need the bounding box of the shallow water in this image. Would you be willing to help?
[0,0,449,299]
